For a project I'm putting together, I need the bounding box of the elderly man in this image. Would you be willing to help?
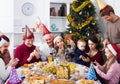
[39,24,54,61]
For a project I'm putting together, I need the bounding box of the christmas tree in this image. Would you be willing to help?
[66,0,100,42]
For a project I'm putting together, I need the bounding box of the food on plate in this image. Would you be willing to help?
[50,79,75,84]
[31,80,44,84]
[80,79,94,84]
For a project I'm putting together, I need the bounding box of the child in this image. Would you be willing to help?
[94,44,120,84]
[74,40,89,66]
[27,47,40,62]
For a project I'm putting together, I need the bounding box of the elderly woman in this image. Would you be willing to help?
[0,35,18,84]
[14,26,41,68]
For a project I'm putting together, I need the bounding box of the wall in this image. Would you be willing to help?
[0,0,13,33]
[14,0,49,32]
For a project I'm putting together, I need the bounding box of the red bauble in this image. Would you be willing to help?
[93,31,97,34]
[72,18,75,21]
[87,27,90,30]
[86,18,89,21]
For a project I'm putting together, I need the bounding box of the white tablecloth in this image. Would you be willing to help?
[16,63,101,84]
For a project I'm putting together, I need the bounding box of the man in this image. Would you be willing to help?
[97,0,120,65]
[39,23,54,61]
[0,34,11,65]
[96,0,120,49]
[0,35,19,84]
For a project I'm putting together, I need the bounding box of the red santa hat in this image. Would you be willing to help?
[23,25,34,40]
[0,36,5,47]
[96,0,109,13]
[107,44,120,60]
[41,23,51,36]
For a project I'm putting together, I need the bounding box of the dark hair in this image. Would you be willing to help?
[0,35,10,42]
[100,5,115,16]
[88,35,100,50]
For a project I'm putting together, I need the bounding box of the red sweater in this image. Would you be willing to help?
[14,43,41,68]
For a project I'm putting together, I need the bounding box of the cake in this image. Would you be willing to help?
[56,65,70,79]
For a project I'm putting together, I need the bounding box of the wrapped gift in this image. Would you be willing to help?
[56,65,70,79]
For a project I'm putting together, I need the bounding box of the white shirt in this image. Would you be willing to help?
[0,58,11,84]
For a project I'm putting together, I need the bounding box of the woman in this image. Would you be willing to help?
[0,35,18,84]
[54,36,75,62]
[94,44,120,84]
[81,35,103,67]
[14,26,41,68]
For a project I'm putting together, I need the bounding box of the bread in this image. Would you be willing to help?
[80,79,94,84]
[31,80,45,84]
[50,79,75,84]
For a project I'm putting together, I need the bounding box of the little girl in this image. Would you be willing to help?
[94,44,120,84]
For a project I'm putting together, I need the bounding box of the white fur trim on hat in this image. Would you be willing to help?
[0,37,5,47]
[107,44,117,56]
[54,36,63,44]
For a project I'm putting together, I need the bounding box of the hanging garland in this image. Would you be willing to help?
[72,0,91,12]
[70,32,88,40]
[67,14,94,29]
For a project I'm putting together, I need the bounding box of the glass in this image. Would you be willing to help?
[48,56,53,62]
[69,63,76,70]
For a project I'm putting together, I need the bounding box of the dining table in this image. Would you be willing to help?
[16,61,102,84]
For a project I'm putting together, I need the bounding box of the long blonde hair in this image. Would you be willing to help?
[104,54,116,73]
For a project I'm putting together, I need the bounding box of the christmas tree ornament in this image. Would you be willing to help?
[88,4,92,8]
[86,18,89,21]
[79,11,82,15]
[72,18,75,21]
[92,22,96,25]
[69,30,72,33]
[93,31,97,35]
[87,27,90,30]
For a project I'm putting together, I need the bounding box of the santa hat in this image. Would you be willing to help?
[41,23,51,36]
[107,44,120,59]
[23,25,34,40]
[96,0,108,13]
[0,36,5,47]
[5,67,21,84]
[54,36,63,44]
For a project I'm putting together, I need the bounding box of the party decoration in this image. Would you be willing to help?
[6,67,21,84]
[87,62,97,80]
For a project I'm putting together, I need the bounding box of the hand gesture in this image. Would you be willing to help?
[93,64,98,70]
[34,47,40,59]
[93,60,99,66]
[8,58,19,67]
[67,39,75,47]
